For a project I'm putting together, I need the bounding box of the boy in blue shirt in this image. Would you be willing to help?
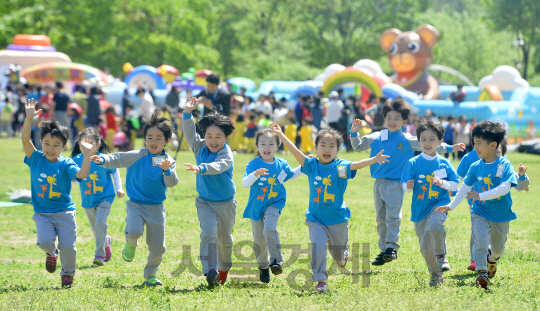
[22,99,95,288]
[183,98,237,287]
[350,98,465,265]
[438,121,517,291]
[92,111,178,287]
[402,120,460,286]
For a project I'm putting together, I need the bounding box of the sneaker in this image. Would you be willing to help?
[476,272,490,291]
[372,251,386,266]
[143,278,163,286]
[218,269,229,285]
[46,255,58,273]
[337,257,348,268]
[487,259,497,279]
[314,281,329,293]
[122,242,136,262]
[467,261,477,271]
[259,267,271,283]
[436,255,451,271]
[382,248,398,262]
[206,269,220,287]
[269,259,283,275]
[93,256,105,266]
[429,273,444,287]
[61,276,73,288]
[104,236,112,262]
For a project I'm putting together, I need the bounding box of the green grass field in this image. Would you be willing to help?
[0,138,539,310]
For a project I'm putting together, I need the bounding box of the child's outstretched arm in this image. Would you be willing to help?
[198,146,233,175]
[182,97,205,155]
[270,123,306,166]
[515,163,529,192]
[350,149,389,170]
[91,149,144,168]
[350,119,378,152]
[22,99,40,158]
[75,138,96,180]
[112,169,125,197]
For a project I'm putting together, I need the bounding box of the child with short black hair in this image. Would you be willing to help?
[183,98,237,287]
[242,128,302,283]
[271,123,389,293]
[350,98,465,266]
[71,127,125,266]
[401,120,459,286]
[91,111,178,287]
[438,121,517,291]
[245,114,259,153]
[22,99,95,288]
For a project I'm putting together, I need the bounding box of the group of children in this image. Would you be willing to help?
[22,95,529,292]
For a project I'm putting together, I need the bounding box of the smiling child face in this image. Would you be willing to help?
[385,110,406,132]
[316,134,339,164]
[204,125,228,153]
[419,129,441,156]
[258,134,278,162]
[145,126,170,155]
[41,133,66,163]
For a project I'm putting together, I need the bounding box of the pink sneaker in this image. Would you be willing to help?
[315,281,329,293]
[104,236,112,262]
[467,261,476,271]
[46,255,57,273]
[61,276,73,288]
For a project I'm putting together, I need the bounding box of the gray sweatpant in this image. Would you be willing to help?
[373,179,403,251]
[125,200,166,279]
[472,213,509,272]
[306,219,349,282]
[84,201,112,257]
[414,207,448,276]
[250,205,283,268]
[32,210,77,277]
[469,205,474,262]
[196,197,237,274]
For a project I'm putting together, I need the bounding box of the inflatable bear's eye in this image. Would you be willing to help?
[407,42,420,53]
[389,43,398,55]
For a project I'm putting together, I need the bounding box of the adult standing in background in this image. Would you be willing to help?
[72,86,87,114]
[51,81,69,126]
[197,73,231,117]
[326,91,343,131]
[454,115,471,160]
[137,89,155,120]
[86,86,102,128]
[166,86,180,115]
[122,89,131,117]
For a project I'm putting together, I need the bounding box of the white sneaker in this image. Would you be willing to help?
[436,255,451,271]
[315,281,329,293]
[429,273,444,287]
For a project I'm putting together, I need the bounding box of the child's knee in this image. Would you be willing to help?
[125,228,144,240]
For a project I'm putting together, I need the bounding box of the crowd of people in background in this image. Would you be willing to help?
[1,75,537,158]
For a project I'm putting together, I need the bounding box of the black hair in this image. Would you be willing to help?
[71,127,111,157]
[135,89,144,96]
[315,127,343,150]
[90,86,98,95]
[416,120,444,140]
[206,73,220,85]
[264,114,270,119]
[40,120,69,145]
[105,106,115,114]
[143,111,174,141]
[198,111,235,137]
[254,128,281,158]
[382,98,411,120]
[368,94,377,102]
[236,114,245,122]
[457,84,463,88]
[55,81,63,89]
[447,116,454,121]
[249,114,256,121]
[288,117,296,123]
[471,120,506,148]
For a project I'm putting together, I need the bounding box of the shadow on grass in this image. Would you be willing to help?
[0,285,66,293]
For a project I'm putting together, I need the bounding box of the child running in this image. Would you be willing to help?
[350,98,465,266]
[242,128,302,283]
[270,123,389,293]
[437,121,517,291]
[71,127,125,266]
[401,120,460,286]
[182,98,237,287]
[22,99,95,288]
[91,111,178,287]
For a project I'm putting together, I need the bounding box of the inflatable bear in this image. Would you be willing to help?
[380,25,440,99]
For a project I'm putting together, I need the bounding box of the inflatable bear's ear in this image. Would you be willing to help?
[415,25,439,48]
[380,28,402,52]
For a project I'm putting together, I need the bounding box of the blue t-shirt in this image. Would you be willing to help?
[301,157,357,226]
[464,156,518,222]
[73,153,117,208]
[368,129,414,180]
[24,149,80,213]
[243,157,295,221]
[401,155,459,222]
[457,150,480,178]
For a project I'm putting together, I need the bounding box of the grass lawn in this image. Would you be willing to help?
[0,138,539,310]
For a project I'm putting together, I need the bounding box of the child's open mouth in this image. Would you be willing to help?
[263,151,271,156]
[322,153,331,160]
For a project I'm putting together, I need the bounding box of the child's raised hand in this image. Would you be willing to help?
[25,99,41,119]
[158,159,172,171]
[435,205,451,213]
[184,163,201,174]
[90,155,102,165]
[466,190,480,202]
[184,97,199,113]
[116,190,125,198]
[80,138,96,155]
[374,150,390,164]
[518,163,528,176]
[350,119,363,133]
[432,177,444,187]
[270,123,283,134]
[452,143,466,152]
[254,168,269,177]
[406,179,414,190]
